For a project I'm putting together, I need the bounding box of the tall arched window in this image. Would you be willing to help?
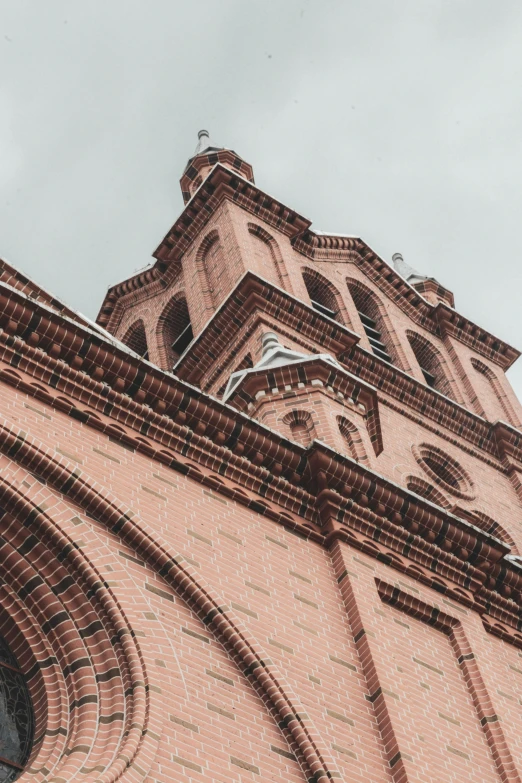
[302,269,344,322]
[407,331,455,400]
[157,294,193,368]
[0,635,34,781]
[121,319,148,359]
[347,281,396,365]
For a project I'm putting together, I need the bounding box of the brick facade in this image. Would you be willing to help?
[0,133,522,782]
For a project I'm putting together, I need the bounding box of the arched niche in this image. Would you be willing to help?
[121,319,148,359]
[248,223,289,291]
[336,416,368,464]
[196,230,230,308]
[282,409,316,447]
[471,357,520,427]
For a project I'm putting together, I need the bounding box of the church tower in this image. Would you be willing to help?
[0,132,522,783]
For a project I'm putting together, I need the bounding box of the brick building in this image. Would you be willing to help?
[0,129,522,782]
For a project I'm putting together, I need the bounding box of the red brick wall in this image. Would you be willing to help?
[2,385,522,781]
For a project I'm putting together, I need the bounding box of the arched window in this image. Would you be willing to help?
[0,635,34,781]
[302,269,344,322]
[412,443,474,500]
[157,294,193,368]
[407,332,455,399]
[282,410,316,447]
[336,416,368,463]
[347,281,396,365]
[121,319,148,359]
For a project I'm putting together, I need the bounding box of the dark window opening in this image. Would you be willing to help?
[407,332,454,399]
[357,311,393,364]
[310,299,337,319]
[161,296,193,366]
[423,454,460,489]
[420,367,436,388]
[171,324,193,357]
[0,636,34,782]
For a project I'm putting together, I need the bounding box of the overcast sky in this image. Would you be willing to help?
[0,1,521,401]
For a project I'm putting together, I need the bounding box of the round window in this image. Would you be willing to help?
[413,444,474,500]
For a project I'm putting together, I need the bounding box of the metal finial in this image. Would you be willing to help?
[194,129,212,155]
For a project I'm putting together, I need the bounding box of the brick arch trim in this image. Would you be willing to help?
[282,409,316,447]
[412,442,475,501]
[302,267,350,326]
[121,318,148,358]
[406,329,463,403]
[0,418,340,783]
[336,415,368,464]
[155,292,191,369]
[195,229,219,309]
[247,222,292,293]
[347,277,408,370]
[471,357,520,427]
[0,462,154,783]
[195,229,230,310]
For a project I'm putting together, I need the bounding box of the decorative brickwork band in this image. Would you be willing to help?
[0,462,155,783]
[0,419,340,783]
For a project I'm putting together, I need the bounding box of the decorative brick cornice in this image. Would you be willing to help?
[3,283,522,634]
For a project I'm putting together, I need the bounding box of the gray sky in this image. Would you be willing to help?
[1,1,521,401]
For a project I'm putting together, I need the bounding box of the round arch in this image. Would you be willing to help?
[156,293,193,369]
[302,268,348,324]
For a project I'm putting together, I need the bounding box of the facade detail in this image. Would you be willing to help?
[0,131,521,782]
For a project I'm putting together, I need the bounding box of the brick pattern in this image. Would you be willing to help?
[1,139,522,783]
